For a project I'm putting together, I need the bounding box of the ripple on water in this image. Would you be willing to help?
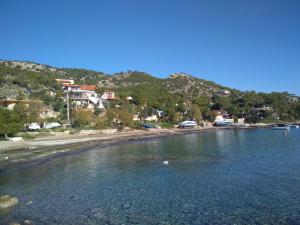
[1,129,300,224]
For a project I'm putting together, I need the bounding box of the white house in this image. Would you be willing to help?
[217,90,231,96]
[101,91,115,100]
[214,113,234,125]
[65,90,105,109]
[55,79,75,85]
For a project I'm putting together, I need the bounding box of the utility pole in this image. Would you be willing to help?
[67,89,70,125]
[83,77,85,90]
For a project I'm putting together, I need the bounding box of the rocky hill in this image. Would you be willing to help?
[0,60,231,100]
[1,60,299,124]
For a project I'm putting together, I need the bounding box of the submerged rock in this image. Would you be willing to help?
[25,201,33,205]
[0,195,19,209]
[24,220,33,225]
[163,160,169,165]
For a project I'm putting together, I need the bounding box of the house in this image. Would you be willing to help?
[217,90,231,96]
[63,84,81,91]
[237,118,245,125]
[62,84,97,92]
[65,90,105,109]
[214,112,234,126]
[101,91,115,100]
[79,85,97,91]
[253,106,273,112]
[55,79,75,85]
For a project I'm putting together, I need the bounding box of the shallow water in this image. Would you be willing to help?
[1,128,300,224]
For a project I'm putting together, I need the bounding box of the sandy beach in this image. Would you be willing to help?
[0,127,235,169]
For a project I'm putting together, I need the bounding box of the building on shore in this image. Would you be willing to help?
[65,89,105,110]
[213,111,245,126]
[55,79,75,85]
[101,91,115,100]
[216,90,231,97]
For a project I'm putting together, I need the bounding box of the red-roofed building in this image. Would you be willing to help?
[80,85,97,91]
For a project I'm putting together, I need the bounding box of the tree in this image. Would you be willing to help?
[72,109,94,128]
[139,107,156,119]
[0,108,23,138]
[27,102,43,123]
[187,105,202,122]
[13,103,29,124]
[245,110,260,124]
[116,109,133,127]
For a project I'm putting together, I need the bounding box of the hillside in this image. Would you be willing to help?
[0,60,230,100]
[1,59,299,126]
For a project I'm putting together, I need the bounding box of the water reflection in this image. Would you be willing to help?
[1,129,300,224]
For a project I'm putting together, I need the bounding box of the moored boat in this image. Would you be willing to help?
[180,120,197,128]
[272,124,290,130]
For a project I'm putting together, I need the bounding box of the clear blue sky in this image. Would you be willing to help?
[0,0,299,94]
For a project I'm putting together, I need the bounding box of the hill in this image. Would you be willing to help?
[0,60,232,100]
[0,60,299,126]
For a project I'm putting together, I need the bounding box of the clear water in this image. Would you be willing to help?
[1,129,300,225]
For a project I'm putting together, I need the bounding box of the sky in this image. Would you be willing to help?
[0,0,299,94]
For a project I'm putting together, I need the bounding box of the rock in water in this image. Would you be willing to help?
[0,195,19,209]
[24,220,33,225]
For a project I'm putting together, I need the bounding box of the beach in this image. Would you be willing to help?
[0,127,234,169]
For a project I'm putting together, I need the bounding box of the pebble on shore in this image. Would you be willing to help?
[0,195,19,209]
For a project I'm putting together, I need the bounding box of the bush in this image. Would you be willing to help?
[128,121,143,129]
[94,117,108,129]
[159,122,173,128]
[72,109,94,128]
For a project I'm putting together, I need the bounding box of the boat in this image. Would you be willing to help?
[44,122,61,129]
[27,122,41,131]
[142,124,156,129]
[214,121,233,127]
[272,124,290,130]
[180,120,197,128]
[290,124,299,128]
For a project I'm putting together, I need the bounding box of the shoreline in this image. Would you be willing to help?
[0,126,253,171]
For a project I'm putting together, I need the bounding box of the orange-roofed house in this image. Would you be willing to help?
[80,85,97,91]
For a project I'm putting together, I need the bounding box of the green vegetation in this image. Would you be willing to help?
[1,60,300,137]
[0,108,23,138]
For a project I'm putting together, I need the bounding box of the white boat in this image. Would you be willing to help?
[27,123,41,131]
[290,124,299,128]
[180,121,197,128]
[44,122,61,129]
[272,124,290,130]
[215,121,233,127]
